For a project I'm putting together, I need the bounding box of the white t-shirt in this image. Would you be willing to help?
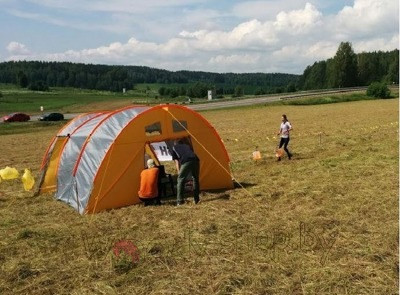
[280,121,292,138]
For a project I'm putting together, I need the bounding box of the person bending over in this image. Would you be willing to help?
[172,139,200,205]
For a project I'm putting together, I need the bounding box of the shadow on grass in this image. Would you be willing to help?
[159,192,231,206]
[233,181,257,189]
[201,193,231,203]
[139,181,257,207]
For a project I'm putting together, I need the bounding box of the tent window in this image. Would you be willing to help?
[172,120,188,132]
[145,122,162,136]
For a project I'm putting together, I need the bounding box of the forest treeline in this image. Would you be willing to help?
[0,42,398,96]
[299,43,398,90]
[0,61,297,95]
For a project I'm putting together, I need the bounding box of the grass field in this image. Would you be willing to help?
[284,93,375,105]
[0,83,210,116]
[0,83,197,116]
[1,83,397,117]
[0,98,398,294]
[0,85,149,116]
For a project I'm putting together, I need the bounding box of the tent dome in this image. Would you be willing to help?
[37,105,233,214]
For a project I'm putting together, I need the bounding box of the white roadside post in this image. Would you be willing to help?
[207,90,213,101]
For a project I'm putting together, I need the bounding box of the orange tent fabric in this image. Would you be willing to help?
[38,105,233,214]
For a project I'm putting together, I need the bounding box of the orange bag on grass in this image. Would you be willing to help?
[252,150,262,160]
[275,148,284,158]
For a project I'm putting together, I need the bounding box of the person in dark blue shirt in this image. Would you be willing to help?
[171,139,200,205]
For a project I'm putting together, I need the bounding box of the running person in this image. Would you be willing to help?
[277,114,293,160]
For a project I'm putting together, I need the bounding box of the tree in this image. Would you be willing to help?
[1,55,398,93]
[56,72,66,87]
[233,85,244,97]
[169,88,179,98]
[332,42,358,87]
[255,88,265,95]
[66,72,76,87]
[178,86,186,96]
[187,82,209,98]
[75,72,87,88]
[158,87,166,96]
[17,71,28,88]
[302,61,326,90]
[28,80,49,91]
[386,54,399,84]
[215,87,224,96]
[46,72,56,86]
[366,82,391,98]
[286,82,297,92]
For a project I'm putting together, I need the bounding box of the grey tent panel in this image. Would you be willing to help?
[42,113,103,171]
[58,113,103,137]
[56,113,109,211]
[74,107,149,213]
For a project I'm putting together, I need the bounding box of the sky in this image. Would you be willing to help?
[0,0,398,74]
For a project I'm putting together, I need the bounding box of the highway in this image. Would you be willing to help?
[190,87,367,111]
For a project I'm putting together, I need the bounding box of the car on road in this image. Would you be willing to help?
[38,113,64,121]
[2,113,30,122]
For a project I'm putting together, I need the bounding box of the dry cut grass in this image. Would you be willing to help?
[0,98,398,294]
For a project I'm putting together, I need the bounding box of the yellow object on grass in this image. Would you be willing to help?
[22,169,35,191]
[0,166,19,180]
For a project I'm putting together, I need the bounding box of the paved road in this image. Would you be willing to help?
[190,87,367,111]
[1,87,367,123]
[24,113,78,122]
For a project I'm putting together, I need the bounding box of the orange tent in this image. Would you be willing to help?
[37,105,233,214]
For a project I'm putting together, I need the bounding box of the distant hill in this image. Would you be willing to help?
[0,61,299,95]
[1,45,397,96]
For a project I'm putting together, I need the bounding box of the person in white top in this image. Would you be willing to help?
[277,114,293,160]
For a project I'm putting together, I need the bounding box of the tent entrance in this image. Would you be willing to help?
[144,141,176,198]
[145,136,193,169]
[144,137,193,198]
[145,137,197,197]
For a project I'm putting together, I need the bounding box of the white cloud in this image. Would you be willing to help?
[207,54,266,73]
[179,30,208,39]
[353,35,400,52]
[27,0,208,14]
[7,9,134,33]
[274,3,322,33]
[209,54,260,65]
[334,0,398,37]
[176,4,322,51]
[305,41,337,60]
[9,3,226,41]
[178,19,278,51]
[272,46,301,59]
[5,2,399,73]
[6,41,30,55]
[232,0,310,21]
